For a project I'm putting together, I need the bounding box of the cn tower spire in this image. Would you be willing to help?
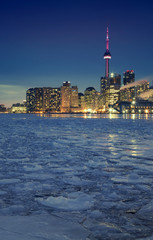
[104,26,111,78]
[106,26,109,50]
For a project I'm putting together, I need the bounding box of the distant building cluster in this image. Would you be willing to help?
[1,27,153,114]
[99,28,153,114]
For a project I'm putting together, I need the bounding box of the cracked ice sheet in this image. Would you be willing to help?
[0,214,89,240]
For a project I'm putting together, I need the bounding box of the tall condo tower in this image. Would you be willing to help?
[104,27,111,78]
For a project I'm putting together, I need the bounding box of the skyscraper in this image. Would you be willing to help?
[43,87,61,112]
[108,73,121,106]
[26,88,43,113]
[84,87,97,110]
[123,70,135,85]
[71,86,79,108]
[61,81,71,112]
[26,87,61,113]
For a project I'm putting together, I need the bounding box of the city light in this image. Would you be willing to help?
[145,109,149,114]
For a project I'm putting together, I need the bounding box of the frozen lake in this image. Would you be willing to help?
[0,113,153,239]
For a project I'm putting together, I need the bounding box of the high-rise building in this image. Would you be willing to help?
[61,81,71,112]
[84,87,97,110]
[71,86,79,108]
[26,88,37,112]
[78,93,85,110]
[35,88,43,112]
[26,87,61,113]
[100,77,108,94]
[109,73,121,88]
[123,70,135,85]
[26,88,43,113]
[108,73,121,106]
[43,87,61,112]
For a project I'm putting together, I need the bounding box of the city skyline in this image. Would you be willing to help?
[0,0,153,107]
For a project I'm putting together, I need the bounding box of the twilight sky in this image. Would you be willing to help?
[0,0,153,107]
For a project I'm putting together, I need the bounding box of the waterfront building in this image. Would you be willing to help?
[120,80,149,102]
[84,87,97,111]
[43,87,61,112]
[26,87,61,113]
[26,88,43,113]
[61,82,80,112]
[119,100,153,114]
[10,103,27,113]
[26,88,37,113]
[123,70,135,85]
[61,81,71,112]
[35,88,43,112]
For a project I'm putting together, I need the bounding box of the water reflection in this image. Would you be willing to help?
[37,113,153,120]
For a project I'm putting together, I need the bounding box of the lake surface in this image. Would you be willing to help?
[0,113,153,240]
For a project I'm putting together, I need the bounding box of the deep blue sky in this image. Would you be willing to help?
[0,0,153,106]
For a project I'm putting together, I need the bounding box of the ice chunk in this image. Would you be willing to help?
[36,192,93,211]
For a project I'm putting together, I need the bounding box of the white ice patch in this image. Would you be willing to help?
[36,192,93,211]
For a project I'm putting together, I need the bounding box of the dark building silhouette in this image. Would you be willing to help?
[123,70,135,85]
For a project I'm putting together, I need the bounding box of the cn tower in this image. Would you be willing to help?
[104,27,111,78]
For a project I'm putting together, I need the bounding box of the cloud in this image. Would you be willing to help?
[0,85,27,107]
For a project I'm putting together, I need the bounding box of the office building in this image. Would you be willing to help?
[71,86,79,108]
[43,87,61,112]
[108,73,121,106]
[84,87,97,111]
[26,87,61,113]
[61,81,71,112]
[123,70,135,85]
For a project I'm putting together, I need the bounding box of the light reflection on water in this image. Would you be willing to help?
[39,113,153,120]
